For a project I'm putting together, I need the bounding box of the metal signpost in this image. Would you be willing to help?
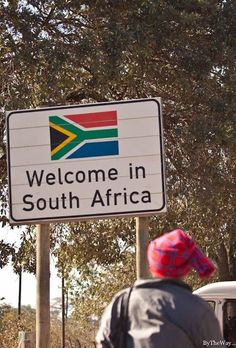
[7,98,166,347]
[36,224,50,348]
[136,216,150,279]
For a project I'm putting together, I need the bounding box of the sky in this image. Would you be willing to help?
[0,225,61,308]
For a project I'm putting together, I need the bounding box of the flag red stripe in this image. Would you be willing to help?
[65,111,117,128]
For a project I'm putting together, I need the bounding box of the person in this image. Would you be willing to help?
[96,229,226,348]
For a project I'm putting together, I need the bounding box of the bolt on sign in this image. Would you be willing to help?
[6,98,166,224]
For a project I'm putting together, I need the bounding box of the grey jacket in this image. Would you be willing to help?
[96,278,225,348]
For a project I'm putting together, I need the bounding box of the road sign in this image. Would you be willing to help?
[7,98,166,224]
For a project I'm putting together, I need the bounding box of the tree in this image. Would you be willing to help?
[0,301,87,348]
[0,304,35,348]
[0,240,15,268]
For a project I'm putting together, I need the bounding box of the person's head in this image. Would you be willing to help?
[147,229,215,280]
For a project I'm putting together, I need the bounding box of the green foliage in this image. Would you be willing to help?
[70,250,136,323]
[0,302,89,348]
[0,304,35,348]
[12,226,36,274]
[0,240,15,268]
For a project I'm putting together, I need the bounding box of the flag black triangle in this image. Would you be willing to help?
[50,126,69,151]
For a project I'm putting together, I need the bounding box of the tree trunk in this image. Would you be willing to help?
[215,242,231,280]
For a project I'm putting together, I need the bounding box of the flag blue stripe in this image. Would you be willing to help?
[67,141,119,159]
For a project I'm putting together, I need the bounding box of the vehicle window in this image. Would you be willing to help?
[223,300,236,343]
[207,301,215,310]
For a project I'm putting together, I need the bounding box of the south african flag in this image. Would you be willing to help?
[49,111,119,160]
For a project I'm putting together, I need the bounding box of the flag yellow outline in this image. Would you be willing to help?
[49,122,77,156]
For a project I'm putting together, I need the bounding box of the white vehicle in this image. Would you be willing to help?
[194,281,236,343]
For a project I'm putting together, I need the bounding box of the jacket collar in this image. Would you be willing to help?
[134,278,192,292]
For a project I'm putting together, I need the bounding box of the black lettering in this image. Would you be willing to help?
[130,191,139,204]
[91,190,105,207]
[88,169,105,182]
[108,168,118,180]
[105,189,112,206]
[142,191,151,203]
[46,173,56,185]
[37,198,47,210]
[123,187,127,204]
[129,163,133,179]
[23,194,34,211]
[61,193,67,209]
[129,164,146,179]
[114,192,122,205]
[26,170,44,187]
[49,197,59,210]
[69,191,80,208]
[58,168,63,184]
[135,166,146,179]
[65,171,74,184]
[75,170,86,183]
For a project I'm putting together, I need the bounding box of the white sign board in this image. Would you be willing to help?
[7,98,166,224]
